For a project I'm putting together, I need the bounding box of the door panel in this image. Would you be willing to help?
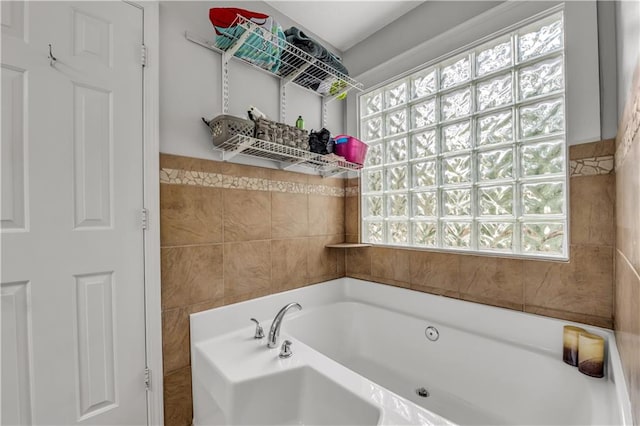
[1,280,32,425]
[72,82,112,229]
[0,63,27,231]
[74,272,117,420]
[1,1,26,41]
[1,2,147,425]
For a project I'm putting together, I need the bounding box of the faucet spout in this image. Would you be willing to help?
[267,302,302,348]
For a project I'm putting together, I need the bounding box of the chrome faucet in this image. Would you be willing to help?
[267,302,302,348]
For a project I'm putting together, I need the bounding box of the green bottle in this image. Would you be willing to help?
[295,115,304,130]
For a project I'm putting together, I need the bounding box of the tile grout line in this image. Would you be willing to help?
[161,242,224,249]
[523,304,612,322]
[521,259,526,313]
[617,249,640,282]
[222,188,226,303]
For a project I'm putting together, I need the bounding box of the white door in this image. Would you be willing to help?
[1,2,147,425]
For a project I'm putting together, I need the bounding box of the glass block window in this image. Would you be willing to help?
[359,12,568,258]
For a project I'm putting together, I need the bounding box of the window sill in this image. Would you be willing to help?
[325,243,373,248]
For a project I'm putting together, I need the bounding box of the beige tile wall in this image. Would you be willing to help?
[615,61,640,423]
[160,134,621,423]
[159,154,345,426]
[345,139,616,329]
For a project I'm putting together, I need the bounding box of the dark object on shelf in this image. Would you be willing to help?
[202,115,255,146]
[279,27,349,92]
[216,135,363,177]
[253,117,309,150]
[308,128,335,155]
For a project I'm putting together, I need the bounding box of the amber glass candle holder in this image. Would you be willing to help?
[563,326,585,366]
[578,332,605,378]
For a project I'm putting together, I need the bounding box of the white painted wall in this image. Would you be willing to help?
[597,0,619,139]
[159,1,346,167]
[342,1,503,78]
[344,1,605,146]
[615,0,640,118]
[159,0,622,166]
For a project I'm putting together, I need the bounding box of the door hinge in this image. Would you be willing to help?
[141,208,149,230]
[144,367,152,390]
[141,44,147,67]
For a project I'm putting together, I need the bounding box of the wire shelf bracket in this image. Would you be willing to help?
[220,135,256,162]
[221,28,253,64]
[216,135,362,178]
[185,16,363,97]
[185,16,364,124]
[281,158,307,171]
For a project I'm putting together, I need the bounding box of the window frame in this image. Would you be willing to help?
[357,7,570,261]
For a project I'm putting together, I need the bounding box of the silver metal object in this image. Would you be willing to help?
[415,387,430,398]
[425,326,439,341]
[141,208,149,230]
[141,44,147,67]
[267,302,302,348]
[48,44,57,66]
[279,340,293,358]
[250,318,264,339]
[144,367,152,390]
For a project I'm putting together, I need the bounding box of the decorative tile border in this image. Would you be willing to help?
[160,168,345,197]
[616,66,640,171]
[570,156,614,177]
[161,153,615,198]
[345,186,360,197]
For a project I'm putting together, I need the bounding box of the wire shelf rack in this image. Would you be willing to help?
[185,14,363,100]
[217,135,363,177]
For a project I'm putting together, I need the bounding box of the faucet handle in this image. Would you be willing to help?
[279,340,293,358]
[250,318,264,339]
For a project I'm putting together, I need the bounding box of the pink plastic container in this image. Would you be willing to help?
[334,135,368,165]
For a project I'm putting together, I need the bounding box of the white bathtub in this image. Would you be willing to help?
[190,278,632,425]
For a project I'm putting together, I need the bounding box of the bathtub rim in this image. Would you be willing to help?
[189,277,633,425]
